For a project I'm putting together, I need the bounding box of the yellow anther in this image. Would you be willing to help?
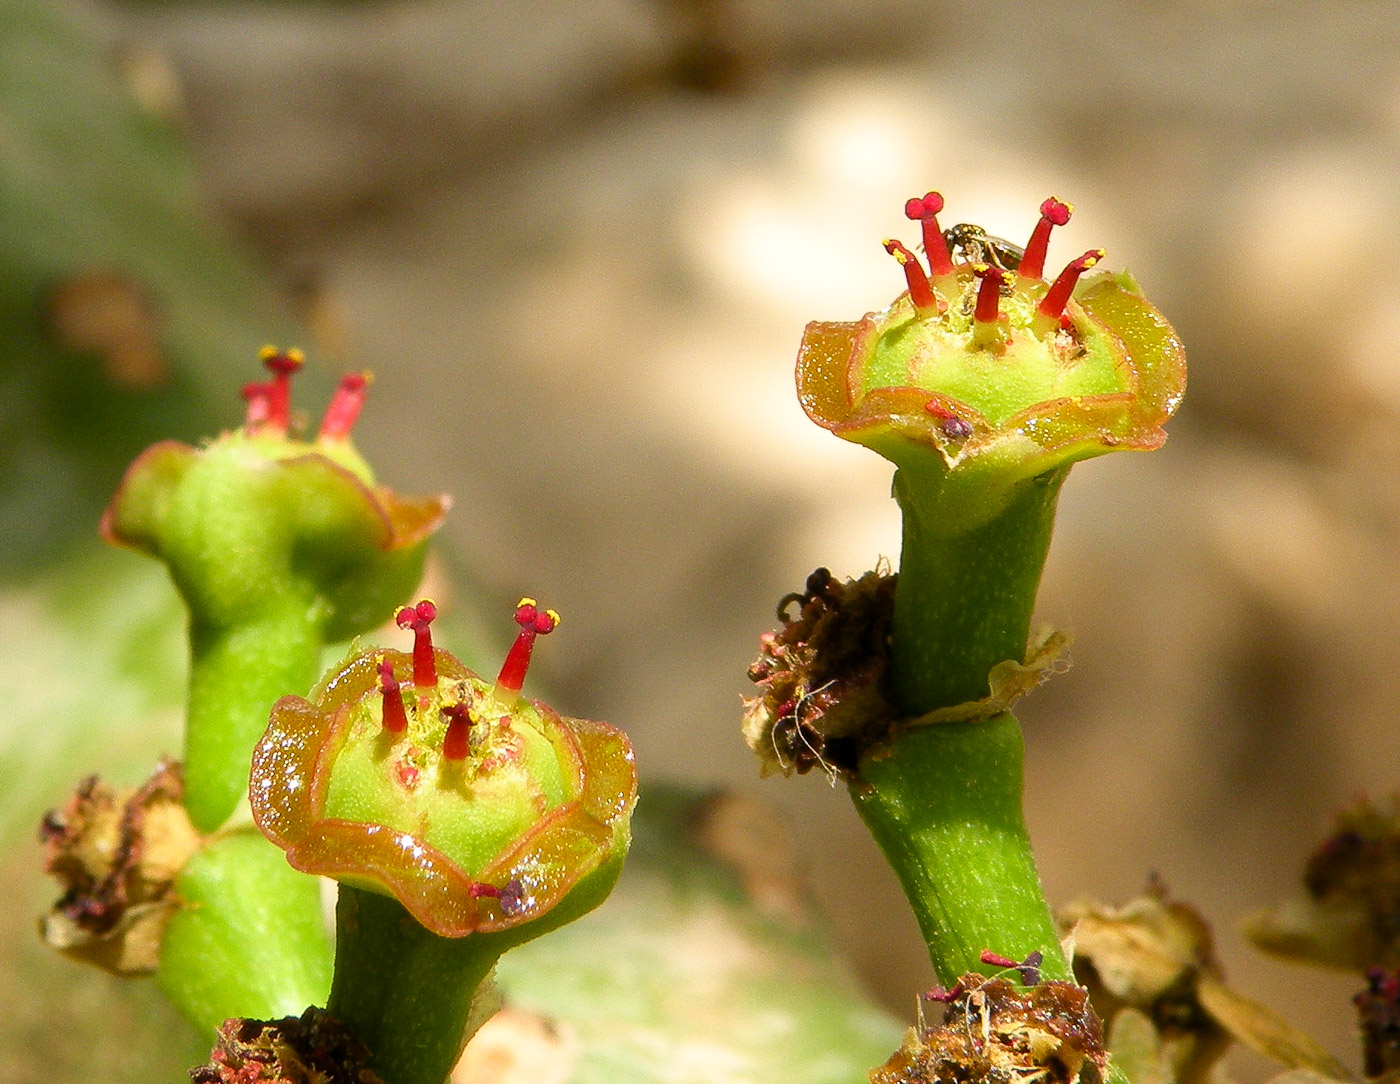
[518,596,536,608]
[545,609,561,626]
[286,347,306,364]
[259,344,278,360]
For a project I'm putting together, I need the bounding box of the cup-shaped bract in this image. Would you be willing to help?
[101,351,447,640]
[250,601,637,937]
[99,349,450,831]
[798,194,1185,530]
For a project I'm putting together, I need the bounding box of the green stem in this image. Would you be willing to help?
[159,830,333,1032]
[890,465,1066,712]
[326,886,505,1084]
[185,605,324,832]
[852,464,1071,983]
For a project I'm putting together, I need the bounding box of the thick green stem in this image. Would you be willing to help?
[159,830,333,1032]
[185,606,324,832]
[326,886,505,1084]
[853,463,1070,983]
[890,465,1066,713]
[853,716,1069,982]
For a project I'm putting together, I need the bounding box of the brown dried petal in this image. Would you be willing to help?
[38,758,201,975]
[742,567,898,779]
[743,570,1067,779]
[1246,795,1400,972]
[189,1007,383,1084]
[1063,887,1351,1084]
[871,974,1106,1084]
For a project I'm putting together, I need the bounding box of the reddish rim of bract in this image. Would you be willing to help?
[795,271,1185,468]
[249,647,637,938]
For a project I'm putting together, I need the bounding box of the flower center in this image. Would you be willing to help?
[866,192,1129,427]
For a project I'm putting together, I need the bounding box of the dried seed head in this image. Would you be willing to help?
[873,973,1106,1084]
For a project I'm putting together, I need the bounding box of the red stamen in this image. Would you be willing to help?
[395,599,439,687]
[442,703,471,760]
[883,239,938,313]
[319,371,373,440]
[973,263,1009,324]
[980,950,1020,969]
[494,597,560,698]
[1017,197,1073,281]
[922,979,966,1004]
[377,658,408,734]
[241,382,272,429]
[259,345,304,430]
[904,191,955,276]
[1037,248,1105,321]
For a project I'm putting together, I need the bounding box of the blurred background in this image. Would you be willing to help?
[5,0,1400,1080]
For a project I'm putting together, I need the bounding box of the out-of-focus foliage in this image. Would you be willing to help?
[0,0,303,573]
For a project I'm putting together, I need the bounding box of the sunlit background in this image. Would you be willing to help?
[7,0,1400,1080]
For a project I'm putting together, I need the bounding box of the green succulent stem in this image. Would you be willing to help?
[158,830,333,1033]
[326,885,508,1084]
[186,604,325,834]
[851,460,1071,984]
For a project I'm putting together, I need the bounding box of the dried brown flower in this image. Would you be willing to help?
[870,973,1106,1084]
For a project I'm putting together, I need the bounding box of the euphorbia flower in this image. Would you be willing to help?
[100,348,449,831]
[799,193,1185,528]
[250,598,636,937]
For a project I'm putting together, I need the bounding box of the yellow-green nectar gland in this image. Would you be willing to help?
[873,192,1121,428]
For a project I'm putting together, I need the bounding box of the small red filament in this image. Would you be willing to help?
[495,597,560,698]
[377,658,409,734]
[241,382,272,429]
[922,979,966,1004]
[1037,249,1104,321]
[259,345,304,430]
[1017,197,1073,281]
[395,599,439,687]
[904,191,955,276]
[319,371,373,440]
[973,263,1009,324]
[442,703,471,760]
[883,239,938,312]
[469,878,525,915]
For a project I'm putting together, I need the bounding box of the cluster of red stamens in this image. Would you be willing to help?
[380,598,561,761]
[240,345,372,439]
[888,192,1105,333]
